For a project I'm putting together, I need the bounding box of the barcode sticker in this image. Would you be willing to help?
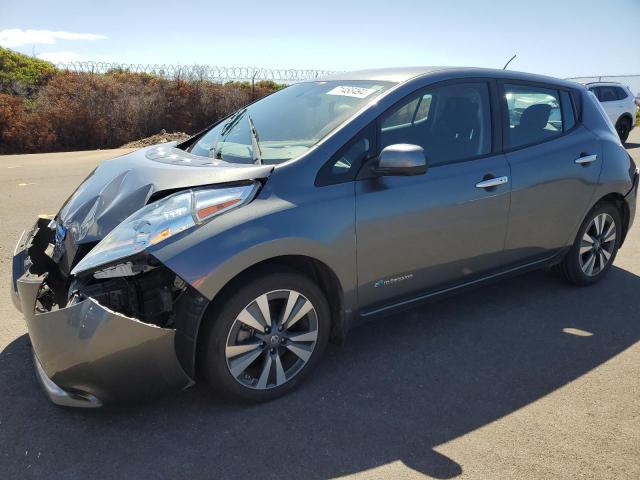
[326,86,377,99]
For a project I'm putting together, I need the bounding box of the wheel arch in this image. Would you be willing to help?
[193,254,348,378]
[616,113,634,127]
[592,192,630,245]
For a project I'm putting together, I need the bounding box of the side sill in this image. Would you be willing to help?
[358,252,564,320]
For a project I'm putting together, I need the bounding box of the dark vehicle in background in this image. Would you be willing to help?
[11,67,638,407]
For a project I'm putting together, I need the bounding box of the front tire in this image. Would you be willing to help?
[559,202,621,286]
[200,269,330,402]
[615,117,631,144]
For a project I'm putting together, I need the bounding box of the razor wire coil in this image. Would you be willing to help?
[55,61,337,83]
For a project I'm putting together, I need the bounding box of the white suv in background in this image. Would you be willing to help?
[585,82,637,143]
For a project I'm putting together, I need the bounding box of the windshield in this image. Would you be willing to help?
[188,80,394,164]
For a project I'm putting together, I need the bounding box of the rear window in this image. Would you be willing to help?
[504,84,562,148]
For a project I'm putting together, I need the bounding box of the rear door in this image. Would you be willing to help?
[501,82,602,264]
[355,80,511,311]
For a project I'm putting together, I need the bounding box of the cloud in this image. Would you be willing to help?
[36,51,84,63]
[0,29,107,47]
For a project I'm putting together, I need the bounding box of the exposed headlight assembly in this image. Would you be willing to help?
[71,184,257,276]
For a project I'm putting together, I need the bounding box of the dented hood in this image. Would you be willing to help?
[58,143,273,244]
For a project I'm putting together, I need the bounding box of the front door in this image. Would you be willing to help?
[355,81,511,313]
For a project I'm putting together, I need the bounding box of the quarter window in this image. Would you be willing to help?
[504,84,562,148]
[614,87,628,100]
[380,83,491,166]
[592,86,618,102]
[316,125,374,186]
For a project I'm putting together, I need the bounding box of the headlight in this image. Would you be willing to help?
[71,184,257,275]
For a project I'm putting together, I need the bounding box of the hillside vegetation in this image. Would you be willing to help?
[0,47,281,154]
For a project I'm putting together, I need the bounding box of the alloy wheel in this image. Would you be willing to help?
[225,289,319,390]
[579,213,616,277]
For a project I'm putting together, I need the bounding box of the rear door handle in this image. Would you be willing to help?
[575,154,598,165]
[475,176,509,189]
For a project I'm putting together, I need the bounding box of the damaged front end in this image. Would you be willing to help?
[12,217,208,407]
[11,147,271,407]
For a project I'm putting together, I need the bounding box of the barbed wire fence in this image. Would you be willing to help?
[56,61,337,84]
[55,63,640,92]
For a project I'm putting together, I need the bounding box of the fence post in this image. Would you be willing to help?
[251,71,258,99]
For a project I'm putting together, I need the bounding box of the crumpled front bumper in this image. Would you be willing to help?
[11,219,193,407]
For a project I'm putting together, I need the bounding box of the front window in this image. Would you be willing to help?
[188,81,394,165]
[379,82,491,166]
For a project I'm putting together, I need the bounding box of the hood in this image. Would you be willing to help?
[58,143,273,244]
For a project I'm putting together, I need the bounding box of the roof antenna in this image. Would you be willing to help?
[503,54,517,70]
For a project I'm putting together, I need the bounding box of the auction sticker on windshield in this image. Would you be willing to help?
[326,85,378,99]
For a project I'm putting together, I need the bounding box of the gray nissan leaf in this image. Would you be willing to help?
[11,67,638,407]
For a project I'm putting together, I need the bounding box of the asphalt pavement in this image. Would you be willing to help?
[1,132,639,479]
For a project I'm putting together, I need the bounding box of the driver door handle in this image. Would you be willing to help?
[575,154,598,165]
[475,176,509,189]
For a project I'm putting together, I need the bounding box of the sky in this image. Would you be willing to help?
[0,0,638,78]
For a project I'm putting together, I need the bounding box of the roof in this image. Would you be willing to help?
[318,66,584,90]
[581,81,627,87]
[320,66,454,83]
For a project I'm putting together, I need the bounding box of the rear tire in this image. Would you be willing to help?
[559,202,621,286]
[200,268,330,402]
[615,117,631,144]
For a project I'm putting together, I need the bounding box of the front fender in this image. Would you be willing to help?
[150,181,358,313]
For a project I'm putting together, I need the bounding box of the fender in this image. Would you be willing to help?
[149,179,359,315]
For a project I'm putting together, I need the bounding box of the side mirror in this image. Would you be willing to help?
[372,144,427,176]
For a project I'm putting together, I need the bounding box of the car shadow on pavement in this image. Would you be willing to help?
[624,142,639,150]
[2,266,640,479]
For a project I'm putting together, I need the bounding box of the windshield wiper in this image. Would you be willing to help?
[210,108,247,159]
[247,114,263,165]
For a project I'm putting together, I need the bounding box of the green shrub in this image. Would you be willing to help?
[105,68,157,82]
[0,47,56,96]
[255,80,285,91]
